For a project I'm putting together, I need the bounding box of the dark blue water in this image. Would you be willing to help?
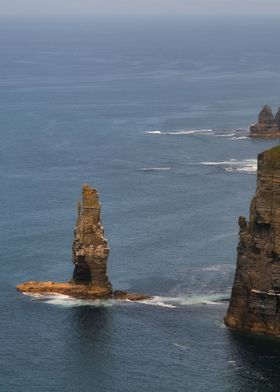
[1,16,280,391]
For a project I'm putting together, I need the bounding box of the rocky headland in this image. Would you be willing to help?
[250,105,280,138]
[225,146,280,336]
[17,184,150,301]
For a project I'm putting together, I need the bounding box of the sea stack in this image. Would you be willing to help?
[72,184,112,296]
[250,105,280,138]
[225,146,280,336]
[17,184,149,301]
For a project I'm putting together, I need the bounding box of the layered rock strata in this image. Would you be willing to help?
[250,105,280,138]
[17,184,149,301]
[225,146,280,335]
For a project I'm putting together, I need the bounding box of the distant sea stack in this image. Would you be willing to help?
[17,184,149,301]
[250,105,280,138]
[225,146,280,336]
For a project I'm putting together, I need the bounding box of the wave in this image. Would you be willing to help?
[200,263,234,272]
[145,129,213,136]
[200,158,257,173]
[24,292,229,308]
[173,343,188,350]
[142,167,171,171]
[24,292,118,307]
[139,293,230,308]
[230,136,249,140]
[214,132,236,138]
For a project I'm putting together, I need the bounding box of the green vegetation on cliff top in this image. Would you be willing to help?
[261,145,280,172]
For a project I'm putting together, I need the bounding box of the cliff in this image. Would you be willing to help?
[17,184,149,301]
[225,146,280,335]
[250,105,280,138]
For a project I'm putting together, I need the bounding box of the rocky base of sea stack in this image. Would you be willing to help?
[250,131,280,139]
[16,281,150,301]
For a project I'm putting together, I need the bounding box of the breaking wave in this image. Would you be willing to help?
[214,129,249,140]
[24,292,229,308]
[200,158,257,173]
[140,293,229,308]
[142,167,171,171]
[145,128,251,141]
[230,136,249,140]
[145,129,213,136]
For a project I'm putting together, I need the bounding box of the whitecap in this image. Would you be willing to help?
[145,130,162,134]
[214,132,236,138]
[145,129,213,136]
[142,167,171,171]
[200,159,257,173]
[173,343,188,350]
[23,292,229,308]
[139,293,229,308]
[24,292,120,307]
[230,136,249,140]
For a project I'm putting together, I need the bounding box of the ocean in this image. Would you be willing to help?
[1,15,280,391]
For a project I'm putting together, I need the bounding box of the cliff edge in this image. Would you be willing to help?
[225,146,280,335]
[17,184,149,301]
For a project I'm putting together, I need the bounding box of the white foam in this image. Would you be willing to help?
[230,136,249,140]
[200,264,232,272]
[24,292,119,307]
[139,293,229,308]
[200,158,257,173]
[173,343,188,350]
[145,129,213,136]
[214,132,236,138]
[142,167,171,171]
[24,292,229,308]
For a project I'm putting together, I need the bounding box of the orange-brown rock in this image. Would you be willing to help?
[16,281,150,301]
[225,146,280,336]
[250,105,280,138]
[17,184,150,302]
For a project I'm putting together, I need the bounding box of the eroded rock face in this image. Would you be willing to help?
[72,184,112,296]
[225,146,280,336]
[250,105,280,138]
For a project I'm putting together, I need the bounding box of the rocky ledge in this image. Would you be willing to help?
[250,105,280,138]
[16,282,149,301]
[225,146,280,336]
[17,184,150,302]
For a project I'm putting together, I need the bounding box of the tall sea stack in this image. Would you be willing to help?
[225,146,280,336]
[17,184,149,301]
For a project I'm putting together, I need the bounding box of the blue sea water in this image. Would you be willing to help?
[1,15,280,391]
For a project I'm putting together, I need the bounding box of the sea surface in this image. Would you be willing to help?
[1,15,280,392]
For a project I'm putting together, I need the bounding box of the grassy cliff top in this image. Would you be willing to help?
[259,145,280,172]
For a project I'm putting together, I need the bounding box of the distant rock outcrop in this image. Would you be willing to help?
[17,184,149,301]
[250,105,280,138]
[225,146,280,336]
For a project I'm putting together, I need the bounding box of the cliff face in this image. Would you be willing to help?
[72,184,112,296]
[225,146,280,335]
[250,105,280,138]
